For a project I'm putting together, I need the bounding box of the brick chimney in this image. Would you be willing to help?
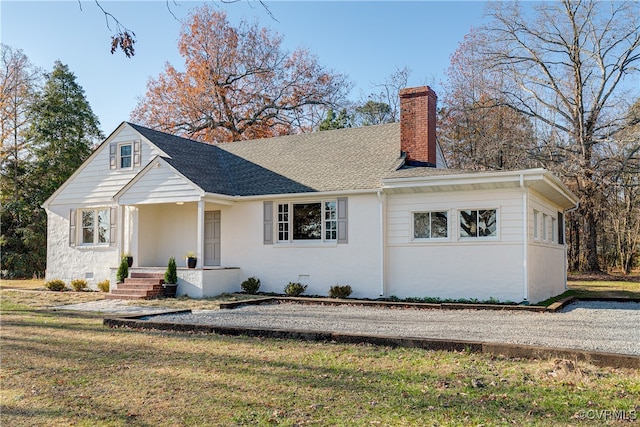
[399,86,437,167]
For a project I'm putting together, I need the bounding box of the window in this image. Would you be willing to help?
[109,140,140,170]
[276,201,338,242]
[413,211,448,239]
[325,201,337,240]
[542,214,549,241]
[552,218,558,243]
[277,203,289,241]
[459,209,497,238]
[293,203,322,240]
[533,210,540,239]
[120,143,132,168]
[557,212,565,244]
[80,209,110,245]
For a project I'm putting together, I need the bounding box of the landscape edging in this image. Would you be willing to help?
[103,314,640,369]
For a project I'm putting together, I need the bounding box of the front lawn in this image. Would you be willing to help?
[567,276,640,299]
[1,289,638,426]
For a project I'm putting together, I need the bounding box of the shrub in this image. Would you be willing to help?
[97,279,110,293]
[329,284,352,299]
[165,257,178,284]
[116,256,129,283]
[45,279,66,292]
[241,276,261,294]
[284,282,307,296]
[70,278,88,292]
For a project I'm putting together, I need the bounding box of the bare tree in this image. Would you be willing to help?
[439,29,539,171]
[0,44,41,202]
[599,100,640,273]
[481,0,640,272]
[353,67,411,126]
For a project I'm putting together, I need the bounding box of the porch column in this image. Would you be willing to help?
[197,200,205,266]
[117,205,124,259]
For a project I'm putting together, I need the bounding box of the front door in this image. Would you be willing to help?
[204,211,221,266]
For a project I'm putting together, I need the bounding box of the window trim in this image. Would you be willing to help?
[109,140,141,170]
[533,210,540,240]
[458,208,499,240]
[276,199,339,243]
[118,142,133,169]
[411,210,449,241]
[78,208,111,246]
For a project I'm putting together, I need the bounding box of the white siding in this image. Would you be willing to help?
[48,126,163,206]
[385,188,527,302]
[386,188,524,245]
[118,161,202,205]
[527,189,568,302]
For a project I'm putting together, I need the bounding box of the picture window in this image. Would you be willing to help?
[277,200,338,242]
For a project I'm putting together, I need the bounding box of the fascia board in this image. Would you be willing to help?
[382,171,528,190]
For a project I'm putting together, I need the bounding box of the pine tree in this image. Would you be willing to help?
[26,61,103,200]
[1,61,103,278]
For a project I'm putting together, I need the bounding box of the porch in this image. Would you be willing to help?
[109,266,241,299]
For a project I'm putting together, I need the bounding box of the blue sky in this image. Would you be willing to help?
[1,1,489,135]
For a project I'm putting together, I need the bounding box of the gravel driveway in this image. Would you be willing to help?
[144,300,640,356]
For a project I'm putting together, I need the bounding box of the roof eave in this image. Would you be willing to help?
[382,168,579,210]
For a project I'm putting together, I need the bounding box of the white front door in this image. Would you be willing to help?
[204,211,221,266]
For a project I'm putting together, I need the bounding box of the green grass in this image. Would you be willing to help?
[1,289,639,426]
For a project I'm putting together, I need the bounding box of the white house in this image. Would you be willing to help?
[43,87,578,304]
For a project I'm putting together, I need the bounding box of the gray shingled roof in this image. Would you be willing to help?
[128,122,420,196]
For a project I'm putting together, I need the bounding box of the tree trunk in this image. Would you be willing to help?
[583,206,601,272]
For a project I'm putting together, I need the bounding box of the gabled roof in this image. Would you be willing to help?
[127,122,402,196]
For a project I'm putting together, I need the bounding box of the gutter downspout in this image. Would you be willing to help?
[520,174,528,303]
[377,190,385,296]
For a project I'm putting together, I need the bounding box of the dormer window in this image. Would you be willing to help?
[120,144,132,168]
[110,140,141,170]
